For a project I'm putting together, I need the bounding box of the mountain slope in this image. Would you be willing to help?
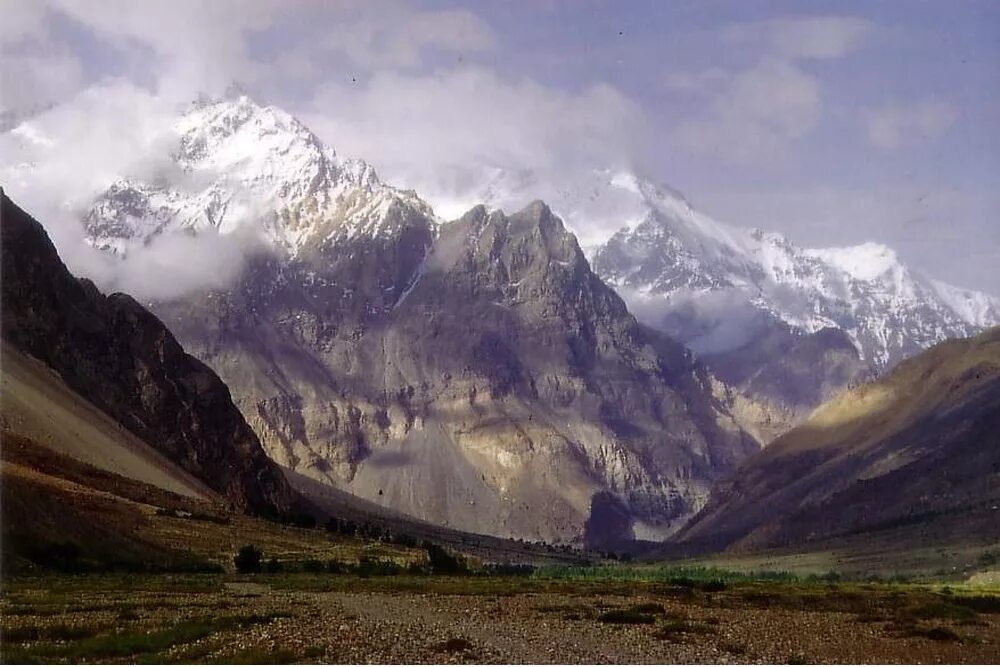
[148,199,758,544]
[1,190,297,516]
[1,341,211,500]
[76,95,760,544]
[673,326,1000,552]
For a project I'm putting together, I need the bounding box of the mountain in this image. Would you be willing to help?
[1,189,297,517]
[673,325,1000,552]
[85,94,435,258]
[79,94,759,545]
[589,173,999,370]
[416,168,998,437]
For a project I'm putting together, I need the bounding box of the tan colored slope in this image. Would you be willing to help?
[0,342,211,500]
[766,325,999,459]
[676,326,1000,550]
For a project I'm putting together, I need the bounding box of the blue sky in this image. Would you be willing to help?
[2,0,998,292]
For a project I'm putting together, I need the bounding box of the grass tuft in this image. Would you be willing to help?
[1,623,105,643]
[0,613,291,663]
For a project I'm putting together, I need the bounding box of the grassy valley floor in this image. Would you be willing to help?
[2,573,999,664]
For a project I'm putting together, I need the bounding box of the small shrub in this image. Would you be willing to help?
[977,549,1000,567]
[598,609,656,625]
[264,558,283,574]
[433,637,473,653]
[906,626,961,642]
[388,533,419,548]
[234,545,263,573]
[721,640,747,656]
[424,542,468,575]
[27,540,84,573]
[326,559,348,574]
[303,645,326,659]
[482,562,537,576]
[628,602,666,615]
[355,555,402,577]
[1,623,104,642]
[655,618,718,642]
[910,601,978,623]
[952,595,1000,614]
[698,580,727,592]
[406,561,429,575]
[301,559,325,573]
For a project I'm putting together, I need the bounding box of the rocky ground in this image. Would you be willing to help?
[2,575,998,664]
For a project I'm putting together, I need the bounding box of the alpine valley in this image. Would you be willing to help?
[8,92,1000,548]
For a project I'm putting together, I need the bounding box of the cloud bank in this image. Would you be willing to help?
[0,2,993,296]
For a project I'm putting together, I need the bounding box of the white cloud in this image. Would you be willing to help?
[300,66,644,221]
[0,1,50,46]
[721,16,873,60]
[663,15,873,164]
[0,80,267,301]
[0,1,87,114]
[670,57,822,163]
[25,0,495,104]
[862,99,959,150]
[47,0,285,100]
[321,6,496,70]
[0,51,85,115]
[1,81,178,208]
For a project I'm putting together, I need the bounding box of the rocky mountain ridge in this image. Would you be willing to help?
[1,190,298,517]
[145,196,758,544]
[59,92,998,543]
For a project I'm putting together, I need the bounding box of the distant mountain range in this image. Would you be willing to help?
[588,172,998,370]
[4,90,998,547]
[76,94,758,544]
[443,166,999,431]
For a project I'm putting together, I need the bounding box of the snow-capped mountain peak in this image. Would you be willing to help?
[84,93,434,256]
[589,171,1000,369]
[808,242,902,283]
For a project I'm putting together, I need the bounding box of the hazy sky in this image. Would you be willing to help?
[2,0,998,293]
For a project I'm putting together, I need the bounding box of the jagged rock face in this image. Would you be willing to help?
[446,168,996,438]
[0,192,297,517]
[150,201,758,544]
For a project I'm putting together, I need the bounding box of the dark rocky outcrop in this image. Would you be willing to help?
[0,190,297,516]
